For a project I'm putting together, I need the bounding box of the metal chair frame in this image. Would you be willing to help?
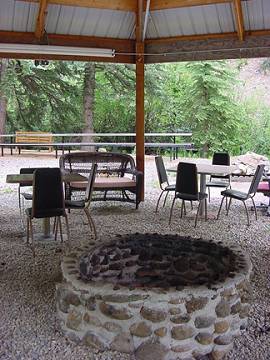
[25,168,70,256]
[169,162,207,228]
[217,164,265,226]
[65,164,98,240]
[206,152,231,203]
[155,156,176,212]
[18,168,38,227]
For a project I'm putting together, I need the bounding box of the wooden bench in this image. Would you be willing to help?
[59,152,143,208]
[15,131,53,154]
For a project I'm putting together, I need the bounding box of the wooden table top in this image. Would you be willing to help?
[6,173,87,184]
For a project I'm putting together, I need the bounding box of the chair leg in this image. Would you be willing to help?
[64,214,71,249]
[54,218,59,241]
[242,201,250,226]
[204,198,207,221]
[53,217,57,233]
[155,190,164,213]
[169,197,177,224]
[18,186,21,209]
[58,217,64,243]
[180,200,184,218]
[26,217,30,244]
[29,218,35,257]
[195,201,201,228]
[190,201,193,210]
[251,197,258,220]
[183,200,186,215]
[217,196,226,219]
[208,187,211,203]
[226,198,232,215]
[84,208,97,240]
[163,191,170,207]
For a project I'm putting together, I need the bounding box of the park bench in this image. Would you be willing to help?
[15,131,53,154]
[59,152,143,208]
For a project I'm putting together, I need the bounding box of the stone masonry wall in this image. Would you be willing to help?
[56,240,252,360]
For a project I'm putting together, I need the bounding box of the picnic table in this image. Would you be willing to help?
[0,132,195,159]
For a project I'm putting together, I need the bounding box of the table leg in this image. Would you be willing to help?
[43,218,51,238]
[199,174,206,216]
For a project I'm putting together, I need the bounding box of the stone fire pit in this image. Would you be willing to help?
[56,234,252,360]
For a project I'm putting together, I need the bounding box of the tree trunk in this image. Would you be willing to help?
[0,59,8,135]
[82,62,95,151]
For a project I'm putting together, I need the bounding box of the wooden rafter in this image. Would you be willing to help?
[150,0,231,11]
[0,31,135,63]
[233,0,244,41]
[21,0,232,12]
[145,31,238,43]
[35,0,48,39]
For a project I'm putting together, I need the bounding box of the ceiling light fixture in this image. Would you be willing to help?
[0,43,115,58]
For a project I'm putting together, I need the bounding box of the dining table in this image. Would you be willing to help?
[6,172,87,241]
[167,161,237,216]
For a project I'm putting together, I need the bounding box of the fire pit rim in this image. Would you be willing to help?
[62,234,252,296]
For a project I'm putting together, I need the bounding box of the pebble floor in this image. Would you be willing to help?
[0,153,270,360]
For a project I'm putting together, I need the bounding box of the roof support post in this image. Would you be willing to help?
[233,0,244,41]
[136,0,145,201]
[35,0,48,40]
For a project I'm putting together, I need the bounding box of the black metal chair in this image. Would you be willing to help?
[206,152,231,202]
[169,162,208,228]
[155,156,175,212]
[65,163,98,240]
[25,168,70,256]
[18,168,38,225]
[217,164,265,226]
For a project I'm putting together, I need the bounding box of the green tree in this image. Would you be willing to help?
[181,61,243,155]
[3,60,83,133]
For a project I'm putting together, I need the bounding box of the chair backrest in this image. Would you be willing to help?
[212,152,230,166]
[176,162,198,195]
[32,168,65,218]
[248,164,265,195]
[211,152,230,180]
[19,167,39,187]
[155,156,168,187]
[85,163,98,204]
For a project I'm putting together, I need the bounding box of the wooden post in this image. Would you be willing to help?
[136,0,145,201]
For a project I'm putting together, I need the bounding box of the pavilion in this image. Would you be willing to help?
[0,0,270,198]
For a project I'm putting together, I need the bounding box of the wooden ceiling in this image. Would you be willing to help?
[1,0,270,63]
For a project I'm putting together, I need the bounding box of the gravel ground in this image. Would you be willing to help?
[1,153,270,360]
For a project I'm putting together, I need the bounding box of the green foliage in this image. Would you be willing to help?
[179,61,243,155]
[4,60,84,133]
[1,58,270,157]
[260,58,270,74]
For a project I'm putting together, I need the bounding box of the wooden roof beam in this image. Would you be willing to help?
[233,0,244,41]
[0,31,135,63]
[35,0,48,39]
[150,0,232,11]
[21,0,232,12]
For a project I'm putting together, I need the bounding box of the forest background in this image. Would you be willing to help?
[0,57,270,157]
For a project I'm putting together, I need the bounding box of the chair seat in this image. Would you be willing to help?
[26,207,65,218]
[257,182,270,192]
[165,184,175,191]
[70,177,136,190]
[65,199,85,209]
[21,192,33,200]
[206,180,230,187]
[176,192,207,201]
[221,189,248,200]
